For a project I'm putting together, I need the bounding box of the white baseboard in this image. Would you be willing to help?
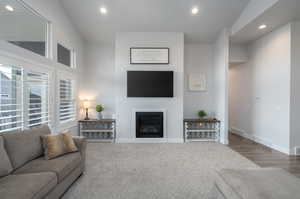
[167,138,184,143]
[116,138,184,143]
[230,126,290,155]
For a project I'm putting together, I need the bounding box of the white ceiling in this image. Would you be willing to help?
[60,0,250,44]
[231,0,300,44]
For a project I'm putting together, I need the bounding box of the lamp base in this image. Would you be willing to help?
[85,108,89,120]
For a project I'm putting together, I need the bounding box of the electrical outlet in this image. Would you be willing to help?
[294,147,300,155]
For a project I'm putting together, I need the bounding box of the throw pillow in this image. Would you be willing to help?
[62,132,78,153]
[0,136,13,177]
[42,134,66,160]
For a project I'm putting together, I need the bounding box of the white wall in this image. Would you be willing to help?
[80,42,216,135]
[229,44,248,64]
[0,0,84,135]
[213,29,230,144]
[290,21,300,154]
[79,43,115,119]
[229,24,291,154]
[115,32,184,143]
[184,44,214,118]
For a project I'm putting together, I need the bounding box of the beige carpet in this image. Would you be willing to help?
[62,142,259,199]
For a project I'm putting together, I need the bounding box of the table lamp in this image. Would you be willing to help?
[83,100,91,120]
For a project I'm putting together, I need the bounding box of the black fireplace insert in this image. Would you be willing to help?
[136,112,163,138]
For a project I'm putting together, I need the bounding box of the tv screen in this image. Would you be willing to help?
[127,71,174,97]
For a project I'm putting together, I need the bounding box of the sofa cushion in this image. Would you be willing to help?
[0,136,13,177]
[13,152,82,183]
[42,134,67,160]
[0,172,57,199]
[1,125,51,169]
[215,168,300,199]
[62,132,78,153]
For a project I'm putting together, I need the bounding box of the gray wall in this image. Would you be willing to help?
[290,21,300,154]
[184,44,214,118]
[79,43,115,119]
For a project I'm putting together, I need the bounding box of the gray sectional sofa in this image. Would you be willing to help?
[0,125,86,199]
[209,168,300,199]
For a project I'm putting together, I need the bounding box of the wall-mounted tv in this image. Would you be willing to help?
[127,71,174,97]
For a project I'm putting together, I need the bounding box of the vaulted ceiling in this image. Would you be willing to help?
[60,0,250,43]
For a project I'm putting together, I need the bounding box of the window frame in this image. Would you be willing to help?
[0,55,54,132]
[3,0,52,59]
[56,70,77,130]
[57,42,76,69]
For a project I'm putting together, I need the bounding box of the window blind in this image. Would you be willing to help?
[59,79,76,122]
[0,64,50,133]
[27,71,50,127]
[0,65,23,132]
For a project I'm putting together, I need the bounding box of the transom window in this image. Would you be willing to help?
[0,0,50,57]
[57,43,76,68]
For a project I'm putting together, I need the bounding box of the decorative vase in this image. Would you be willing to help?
[97,112,103,120]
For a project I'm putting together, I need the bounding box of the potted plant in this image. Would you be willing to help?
[198,110,207,119]
[96,105,104,120]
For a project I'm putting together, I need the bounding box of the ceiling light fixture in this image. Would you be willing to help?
[191,7,199,15]
[5,5,14,12]
[259,24,267,30]
[100,7,107,15]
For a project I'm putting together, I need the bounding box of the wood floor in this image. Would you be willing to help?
[228,133,300,178]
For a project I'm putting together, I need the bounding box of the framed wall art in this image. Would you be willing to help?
[130,47,169,64]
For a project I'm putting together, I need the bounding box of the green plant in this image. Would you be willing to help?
[96,105,104,112]
[198,110,207,118]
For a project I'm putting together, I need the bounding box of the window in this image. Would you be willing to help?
[59,79,76,123]
[0,0,49,57]
[0,65,23,132]
[57,44,73,67]
[0,64,50,133]
[27,71,50,127]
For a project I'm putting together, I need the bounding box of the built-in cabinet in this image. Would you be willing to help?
[78,119,116,142]
[184,119,220,142]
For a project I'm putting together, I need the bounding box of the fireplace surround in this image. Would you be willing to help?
[136,112,164,138]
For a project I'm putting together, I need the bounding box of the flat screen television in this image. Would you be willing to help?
[127,71,174,97]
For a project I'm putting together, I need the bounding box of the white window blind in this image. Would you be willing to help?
[0,65,23,132]
[27,71,50,127]
[59,79,76,123]
[0,64,50,133]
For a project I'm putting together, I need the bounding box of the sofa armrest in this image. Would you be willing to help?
[72,136,87,169]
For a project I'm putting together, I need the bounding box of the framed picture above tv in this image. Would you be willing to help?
[130,47,169,64]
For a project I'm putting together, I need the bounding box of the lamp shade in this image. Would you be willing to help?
[83,100,91,109]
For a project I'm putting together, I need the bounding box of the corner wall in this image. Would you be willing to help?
[290,22,300,154]
[229,24,291,154]
[80,42,115,119]
[213,29,230,144]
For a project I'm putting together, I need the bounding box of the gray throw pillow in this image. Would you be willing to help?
[0,136,13,177]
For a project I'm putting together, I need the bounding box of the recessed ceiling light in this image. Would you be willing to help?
[191,7,199,15]
[5,5,14,12]
[259,24,267,30]
[100,7,107,15]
